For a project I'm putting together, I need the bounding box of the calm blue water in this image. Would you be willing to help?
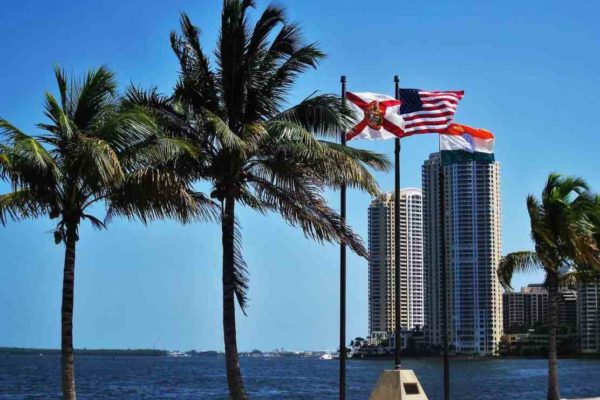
[1,355,600,399]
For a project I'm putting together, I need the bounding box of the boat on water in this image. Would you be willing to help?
[322,351,353,360]
[167,351,189,357]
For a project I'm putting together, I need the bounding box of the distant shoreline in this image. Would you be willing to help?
[0,347,167,356]
[2,347,598,360]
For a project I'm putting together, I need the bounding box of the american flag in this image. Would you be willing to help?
[399,89,464,137]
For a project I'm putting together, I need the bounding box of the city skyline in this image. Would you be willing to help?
[2,0,600,352]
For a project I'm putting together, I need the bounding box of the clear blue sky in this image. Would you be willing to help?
[1,0,599,352]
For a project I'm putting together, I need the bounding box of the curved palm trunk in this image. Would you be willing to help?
[547,276,560,400]
[61,224,77,400]
[221,195,248,400]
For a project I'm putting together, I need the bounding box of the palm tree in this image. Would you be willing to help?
[128,2,390,398]
[497,173,597,400]
[0,66,210,399]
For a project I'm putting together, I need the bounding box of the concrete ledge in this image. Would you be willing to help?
[369,369,428,400]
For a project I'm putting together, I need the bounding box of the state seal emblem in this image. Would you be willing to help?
[364,101,384,130]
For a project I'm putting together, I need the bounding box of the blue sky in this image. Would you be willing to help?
[1,0,599,352]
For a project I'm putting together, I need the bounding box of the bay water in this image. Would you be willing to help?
[1,355,600,399]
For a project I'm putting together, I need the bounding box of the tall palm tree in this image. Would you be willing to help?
[497,173,597,400]
[0,66,210,399]
[128,2,390,398]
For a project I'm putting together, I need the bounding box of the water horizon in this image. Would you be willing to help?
[2,354,600,399]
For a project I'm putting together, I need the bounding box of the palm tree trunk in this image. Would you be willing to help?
[221,195,248,400]
[61,223,77,400]
[547,276,560,400]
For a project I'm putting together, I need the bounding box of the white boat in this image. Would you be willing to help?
[319,353,333,360]
[331,351,353,360]
[167,351,189,357]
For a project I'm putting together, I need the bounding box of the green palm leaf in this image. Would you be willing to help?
[0,190,47,225]
[497,251,540,289]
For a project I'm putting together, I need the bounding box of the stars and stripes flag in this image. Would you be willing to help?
[399,89,464,137]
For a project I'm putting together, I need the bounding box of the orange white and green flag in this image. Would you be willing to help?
[440,123,495,165]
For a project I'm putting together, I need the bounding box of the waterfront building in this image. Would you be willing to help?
[422,153,503,355]
[577,281,600,354]
[503,290,527,331]
[367,189,424,334]
[503,284,577,333]
[503,284,547,332]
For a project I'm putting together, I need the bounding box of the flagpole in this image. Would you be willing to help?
[394,75,402,370]
[439,135,450,399]
[339,74,347,400]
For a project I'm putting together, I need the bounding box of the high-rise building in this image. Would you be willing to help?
[577,281,600,354]
[367,189,424,335]
[422,153,503,355]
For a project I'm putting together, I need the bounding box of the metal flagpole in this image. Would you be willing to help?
[439,135,450,399]
[339,75,347,400]
[394,75,402,370]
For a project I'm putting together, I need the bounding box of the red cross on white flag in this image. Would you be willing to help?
[345,92,405,141]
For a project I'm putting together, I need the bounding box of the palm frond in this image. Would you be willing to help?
[203,108,247,155]
[170,13,220,112]
[256,43,326,115]
[559,266,600,289]
[253,135,386,196]
[274,95,354,138]
[82,213,107,230]
[497,251,541,289]
[555,175,589,199]
[95,106,158,153]
[76,136,124,185]
[0,119,56,175]
[0,190,46,225]
[217,0,252,125]
[128,136,200,167]
[589,195,600,257]
[267,22,302,57]
[233,220,249,313]
[0,146,9,179]
[106,167,218,224]
[245,4,285,64]
[72,66,117,129]
[54,66,70,112]
[250,174,367,258]
[319,142,391,172]
[42,92,74,139]
[527,194,554,257]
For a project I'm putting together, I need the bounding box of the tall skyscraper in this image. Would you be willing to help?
[368,189,424,335]
[423,153,503,355]
[577,281,600,354]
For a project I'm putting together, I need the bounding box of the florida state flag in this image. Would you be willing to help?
[345,92,405,141]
